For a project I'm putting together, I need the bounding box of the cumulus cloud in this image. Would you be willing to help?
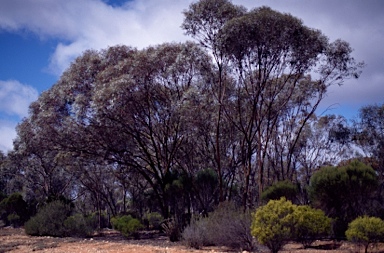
[0,0,190,75]
[0,121,17,153]
[0,80,38,117]
[0,80,38,152]
[0,0,382,117]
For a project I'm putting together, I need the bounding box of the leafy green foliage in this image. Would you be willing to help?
[309,160,378,237]
[261,180,298,203]
[63,214,97,237]
[294,205,332,247]
[143,212,163,230]
[111,215,143,238]
[251,198,332,252]
[0,192,29,227]
[346,216,384,253]
[25,200,72,237]
[182,201,254,251]
[10,0,364,231]
[251,198,296,253]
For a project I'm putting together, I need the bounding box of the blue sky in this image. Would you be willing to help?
[0,0,383,153]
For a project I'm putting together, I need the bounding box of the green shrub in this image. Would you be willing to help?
[261,180,298,203]
[143,212,163,230]
[309,160,378,238]
[294,205,332,248]
[251,198,332,253]
[25,200,72,237]
[346,216,384,253]
[251,198,296,253]
[7,213,21,227]
[0,193,29,226]
[64,214,97,237]
[182,202,254,251]
[111,215,143,238]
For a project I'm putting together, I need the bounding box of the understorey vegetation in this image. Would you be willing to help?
[1,0,383,252]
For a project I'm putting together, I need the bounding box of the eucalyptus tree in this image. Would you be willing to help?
[182,0,245,201]
[16,42,214,218]
[292,115,353,186]
[13,120,77,203]
[353,103,384,181]
[183,0,363,208]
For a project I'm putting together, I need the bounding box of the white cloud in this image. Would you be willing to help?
[0,121,17,153]
[0,0,190,75]
[0,0,382,117]
[0,80,38,153]
[0,80,38,117]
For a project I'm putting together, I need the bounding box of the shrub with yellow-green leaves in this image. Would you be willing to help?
[346,216,384,253]
[251,198,332,253]
[251,198,296,253]
[294,205,331,248]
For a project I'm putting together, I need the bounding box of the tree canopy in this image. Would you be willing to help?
[2,0,366,233]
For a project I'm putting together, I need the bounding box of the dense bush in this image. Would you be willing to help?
[143,212,163,230]
[309,160,378,238]
[261,180,298,203]
[251,198,296,253]
[64,214,97,237]
[294,205,332,247]
[182,216,209,249]
[182,202,254,251]
[251,198,332,253]
[346,216,384,253]
[0,193,29,226]
[111,215,143,238]
[25,200,72,236]
[25,200,97,237]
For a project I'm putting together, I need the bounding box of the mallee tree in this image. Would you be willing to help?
[12,0,363,223]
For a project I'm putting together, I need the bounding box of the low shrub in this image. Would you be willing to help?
[143,212,163,230]
[294,205,332,247]
[346,216,384,253]
[64,214,97,237]
[251,198,332,253]
[25,200,72,237]
[0,193,29,226]
[7,213,21,227]
[182,217,209,249]
[111,215,143,238]
[251,198,296,253]
[182,202,254,251]
[25,200,95,238]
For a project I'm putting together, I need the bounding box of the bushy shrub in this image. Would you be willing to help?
[25,200,72,237]
[7,213,21,227]
[251,198,296,253]
[111,215,143,238]
[143,212,163,230]
[309,160,378,238]
[182,217,209,249]
[0,193,29,226]
[251,198,332,253]
[346,216,384,253]
[182,202,254,251]
[294,205,332,248]
[64,214,97,237]
[261,180,298,203]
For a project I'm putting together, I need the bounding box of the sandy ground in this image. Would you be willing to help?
[1,227,383,253]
